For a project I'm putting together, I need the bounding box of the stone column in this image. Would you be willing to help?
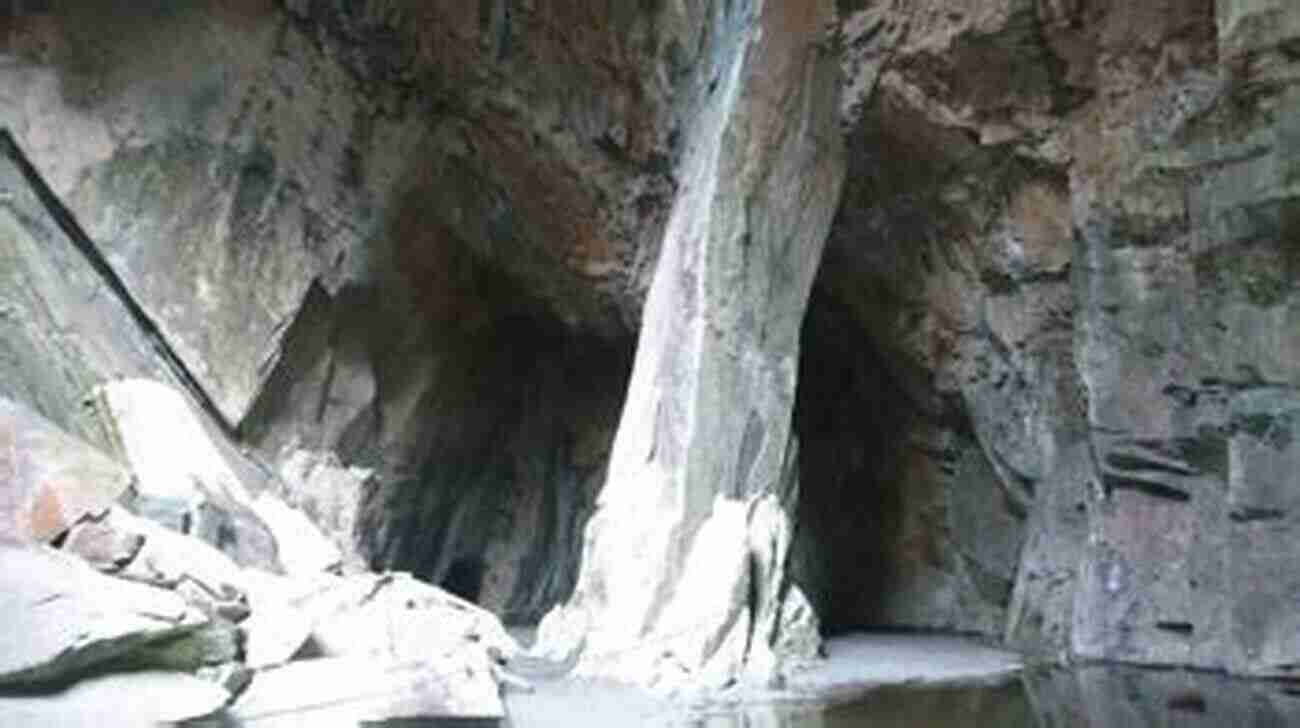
[537,0,845,688]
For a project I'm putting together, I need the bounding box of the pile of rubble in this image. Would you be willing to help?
[0,381,520,725]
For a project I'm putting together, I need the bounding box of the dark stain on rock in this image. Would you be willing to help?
[230,143,276,236]
[1155,620,1195,636]
[735,410,764,497]
[1229,507,1286,523]
[1101,473,1192,502]
[1167,690,1208,713]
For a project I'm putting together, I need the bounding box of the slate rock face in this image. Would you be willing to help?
[812,0,1300,675]
[0,134,170,450]
[1,2,646,620]
[1063,0,1300,675]
[539,0,846,687]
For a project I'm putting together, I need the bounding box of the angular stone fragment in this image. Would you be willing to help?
[95,378,277,568]
[302,572,520,665]
[230,656,504,723]
[236,569,320,669]
[249,491,341,576]
[0,398,131,543]
[0,544,204,687]
[60,516,144,574]
[103,507,250,617]
[274,449,371,573]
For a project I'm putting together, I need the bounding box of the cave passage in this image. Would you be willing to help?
[354,264,635,626]
[793,284,915,634]
[793,281,1020,638]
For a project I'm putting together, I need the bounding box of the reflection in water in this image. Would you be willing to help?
[192,665,1300,727]
[546,667,1300,728]
[1024,666,1300,728]
[690,681,1030,728]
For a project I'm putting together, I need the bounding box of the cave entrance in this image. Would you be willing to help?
[242,175,637,627]
[792,284,913,634]
[792,283,1021,638]
[331,163,640,627]
[361,297,634,626]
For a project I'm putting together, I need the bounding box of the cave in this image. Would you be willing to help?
[353,298,634,625]
[792,284,914,635]
[4,1,1300,721]
[793,281,1026,639]
[237,205,638,625]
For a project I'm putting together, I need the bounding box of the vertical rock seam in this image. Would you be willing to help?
[0,130,235,438]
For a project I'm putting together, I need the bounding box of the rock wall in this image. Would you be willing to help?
[827,0,1300,675]
[2,0,654,623]
[1,0,1298,687]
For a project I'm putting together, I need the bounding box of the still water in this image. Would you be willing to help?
[193,664,1300,726]
[502,665,1300,728]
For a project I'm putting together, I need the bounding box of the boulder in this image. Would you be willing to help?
[0,670,229,727]
[94,378,277,568]
[230,656,504,724]
[0,398,131,543]
[301,572,520,665]
[249,491,342,576]
[100,506,251,620]
[237,568,322,669]
[59,516,144,574]
[239,570,520,673]
[0,544,204,687]
[274,449,372,573]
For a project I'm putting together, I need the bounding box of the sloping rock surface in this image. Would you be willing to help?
[0,670,229,727]
[0,398,130,542]
[0,544,203,687]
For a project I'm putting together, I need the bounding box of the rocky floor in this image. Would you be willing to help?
[502,633,1023,728]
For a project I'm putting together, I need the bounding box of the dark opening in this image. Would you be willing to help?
[443,556,488,603]
[792,282,1023,637]
[792,285,912,634]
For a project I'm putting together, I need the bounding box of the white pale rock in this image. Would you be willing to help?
[231,656,504,724]
[0,544,204,686]
[105,507,249,611]
[240,570,520,672]
[94,379,322,574]
[275,448,372,572]
[95,378,254,506]
[249,491,342,575]
[237,568,329,669]
[232,573,514,724]
[303,572,521,664]
[0,670,229,727]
